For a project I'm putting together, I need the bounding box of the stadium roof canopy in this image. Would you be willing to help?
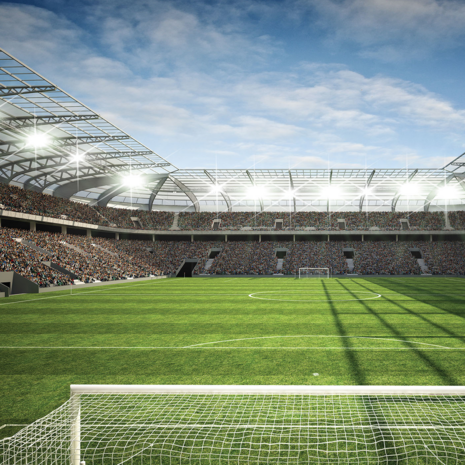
[1,48,465,214]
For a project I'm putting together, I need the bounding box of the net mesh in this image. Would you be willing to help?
[299,268,329,278]
[2,392,465,464]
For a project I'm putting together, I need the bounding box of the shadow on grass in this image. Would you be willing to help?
[322,281,366,385]
[342,280,457,385]
[357,279,465,344]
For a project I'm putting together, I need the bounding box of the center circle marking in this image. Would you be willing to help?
[248,290,382,302]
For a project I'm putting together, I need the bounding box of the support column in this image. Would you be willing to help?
[362,234,364,242]
[191,234,194,242]
[87,229,92,237]
[328,234,330,242]
[152,234,155,242]
[430,234,433,242]
[396,235,398,242]
[225,234,228,242]
[30,221,36,232]
[293,234,295,242]
[115,232,120,240]
[61,225,67,235]
[259,234,261,243]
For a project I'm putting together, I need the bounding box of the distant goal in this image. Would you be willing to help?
[2,384,465,464]
[299,267,330,278]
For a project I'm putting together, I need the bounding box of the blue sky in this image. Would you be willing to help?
[1,0,465,171]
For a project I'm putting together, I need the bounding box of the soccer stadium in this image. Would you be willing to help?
[1,6,465,462]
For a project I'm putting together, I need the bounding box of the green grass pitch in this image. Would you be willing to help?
[1,276,465,439]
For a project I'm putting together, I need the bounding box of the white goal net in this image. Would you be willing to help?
[2,385,465,465]
[299,267,330,278]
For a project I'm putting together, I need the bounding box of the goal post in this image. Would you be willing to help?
[299,267,330,278]
[3,384,465,465]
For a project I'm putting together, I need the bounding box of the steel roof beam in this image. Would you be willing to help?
[47,173,168,199]
[94,174,168,207]
[0,135,132,157]
[246,170,264,212]
[391,170,418,212]
[289,170,296,213]
[327,169,333,213]
[23,162,169,191]
[169,176,200,212]
[89,162,171,174]
[0,85,56,97]
[359,170,376,212]
[47,135,131,148]
[442,152,465,171]
[0,151,159,182]
[146,176,169,211]
[204,170,232,212]
[423,174,465,212]
[0,114,99,131]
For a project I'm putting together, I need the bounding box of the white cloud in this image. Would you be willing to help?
[0,1,464,170]
[309,0,465,59]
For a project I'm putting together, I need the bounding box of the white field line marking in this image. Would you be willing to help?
[0,280,173,306]
[4,335,452,350]
[185,335,450,349]
[71,293,249,296]
[249,290,382,302]
[1,347,464,350]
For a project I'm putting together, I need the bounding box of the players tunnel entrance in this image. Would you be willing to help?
[410,249,422,259]
[276,249,288,259]
[209,249,221,259]
[343,249,354,259]
[176,259,199,277]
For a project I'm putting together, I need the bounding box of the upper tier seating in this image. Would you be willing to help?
[0,184,452,231]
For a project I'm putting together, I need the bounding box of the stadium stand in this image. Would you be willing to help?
[0,184,451,231]
[5,224,465,287]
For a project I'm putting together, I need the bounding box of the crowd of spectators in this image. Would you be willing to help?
[283,242,348,275]
[93,207,173,230]
[0,227,164,286]
[410,241,465,275]
[449,211,465,230]
[0,184,453,232]
[0,228,74,287]
[349,242,420,275]
[2,220,465,285]
[0,184,173,230]
[177,211,446,231]
[208,241,280,275]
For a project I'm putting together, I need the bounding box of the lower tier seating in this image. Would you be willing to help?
[1,227,465,288]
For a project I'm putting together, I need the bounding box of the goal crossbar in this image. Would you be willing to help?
[71,384,465,395]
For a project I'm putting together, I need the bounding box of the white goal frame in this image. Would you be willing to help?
[66,384,465,465]
[298,267,330,278]
[4,384,465,465]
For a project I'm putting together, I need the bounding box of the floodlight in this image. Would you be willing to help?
[320,185,341,199]
[436,185,458,199]
[26,133,50,148]
[247,185,267,199]
[210,185,223,194]
[123,174,142,188]
[399,184,418,195]
[285,189,297,198]
[71,152,85,162]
